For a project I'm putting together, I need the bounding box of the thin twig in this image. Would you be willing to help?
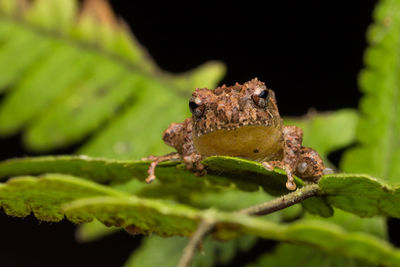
[238,184,320,216]
[177,220,215,267]
[177,184,320,267]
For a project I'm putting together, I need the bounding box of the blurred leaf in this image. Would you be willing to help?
[336,1,400,265]
[286,109,358,164]
[247,243,375,267]
[341,0,400,183]
[124,235,257,267]
[248,209,386,267]
[0,0,224,156]
[75,219,119,242]
[307,209,387,239]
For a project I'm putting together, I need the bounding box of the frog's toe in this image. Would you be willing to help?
[282,166,296,191]
[263,161,297,190]
[145,174,156,184]
[322,167,334,175]
[145,160,158,183]
[262,162,274,171]
[143,153,181,183]
[286,180,296,191]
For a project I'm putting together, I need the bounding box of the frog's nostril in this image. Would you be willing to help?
[253,149,259,153]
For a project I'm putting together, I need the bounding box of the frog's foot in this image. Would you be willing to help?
[262,161,296,191]
[294,147,327,182]
[142,153,181,183]
[183,153,207,177]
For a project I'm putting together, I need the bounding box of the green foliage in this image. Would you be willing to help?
[0,155,304,196]
[319,173,400,217]
[3,155,400,219]
[1,173,400,266]
[285,109,358,165]
[75,219,119,242]
[0,0,224,157]
[247,244,375,267]
[0,173,126,221]
[252,0,400,265]
[125,235,257,267]
[341,0,400,183]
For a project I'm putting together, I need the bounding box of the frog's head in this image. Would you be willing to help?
[189,78,283,160]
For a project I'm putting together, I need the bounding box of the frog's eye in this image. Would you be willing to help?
[252,88,269,108]
[189,100,205,117]
[258,90,269,98]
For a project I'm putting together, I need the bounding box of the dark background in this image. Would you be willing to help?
[0,1,389,266]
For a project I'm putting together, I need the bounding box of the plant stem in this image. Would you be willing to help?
[238,184,320,215]
[177,220,215,267]
[177,184,320,267]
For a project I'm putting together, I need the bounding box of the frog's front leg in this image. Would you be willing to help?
[263,125,303,191]
[143,147,206,183]
[295,147,326,182]
[144,118,206,183]
[143,152,181,183]
[182,151,206,176]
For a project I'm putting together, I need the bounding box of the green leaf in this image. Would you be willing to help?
[124,235,257,267]
[326,2,400,266]
[0,172,399,266]
[0,155,299,195]
[285,109,358,164]
[75,219,119,242]
[0,20,53,92]
[341,0,400,183]
[124,236,188,267]
[247,243,375,267]
[0,155,331,218]
[0,43,93,136]
[307,208,387,239]
[61,197,400,267]
[25,0,77,33]
[79,62,225,160]
[0,0,224,154]
[0,155,145,184]
[249,204,387,267]
[0,173,126,221]
[319,173,400,218]
[6,155,400,219]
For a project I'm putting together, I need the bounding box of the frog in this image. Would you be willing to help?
[144,78,330,190]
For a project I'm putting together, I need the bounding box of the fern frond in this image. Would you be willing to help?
[1,172,398,266]
[341,0,400,183]
[0,0,224,157]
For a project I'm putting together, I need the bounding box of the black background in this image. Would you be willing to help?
[1,1,394,266]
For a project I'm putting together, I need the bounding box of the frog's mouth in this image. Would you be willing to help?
[193,125,283,162]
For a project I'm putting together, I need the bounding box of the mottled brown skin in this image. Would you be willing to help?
[146,78,326,190]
